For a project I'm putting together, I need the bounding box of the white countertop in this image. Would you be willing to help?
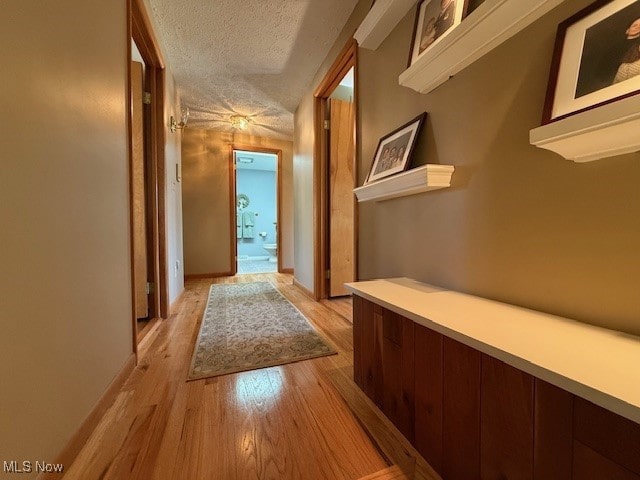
[346,278,640,425]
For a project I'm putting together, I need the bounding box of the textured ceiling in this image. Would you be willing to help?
[149,0,359,140]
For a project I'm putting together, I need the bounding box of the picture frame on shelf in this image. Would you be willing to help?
[464,0,487,17]
[543,0,640,123]
[365,113,427,185]
[408,0,468,67]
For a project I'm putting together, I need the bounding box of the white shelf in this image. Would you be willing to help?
[399,0,564,94]
[530,94,640,162]
[354,0,417,50]
[346,278,640,426]
[354,164,454,202]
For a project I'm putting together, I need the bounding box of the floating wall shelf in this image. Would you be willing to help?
[354,164,454,203]
[399,0,564,94]
[530,95,640,162]
[354,0,417,50]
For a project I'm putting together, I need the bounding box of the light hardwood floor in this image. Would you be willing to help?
[61,273,432,480]
[321,296,353,322]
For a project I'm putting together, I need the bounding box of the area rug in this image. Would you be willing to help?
[188,282,336,380]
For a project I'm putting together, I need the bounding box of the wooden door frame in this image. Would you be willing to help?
[313,39,359,300]
[127,0,169,356]
[229,144,284,275]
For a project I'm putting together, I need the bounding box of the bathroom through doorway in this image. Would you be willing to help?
[232,147,281,275]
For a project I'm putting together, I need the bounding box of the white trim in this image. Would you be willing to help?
[354,164,454,202]
[354,0,417,50]
[530,93,640,161]
[399,0,564,94]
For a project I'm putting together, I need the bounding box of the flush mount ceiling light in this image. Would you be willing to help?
[230,115,251,130]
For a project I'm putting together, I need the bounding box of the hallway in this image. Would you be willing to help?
[61,274,411,479]
[6,1,640,478]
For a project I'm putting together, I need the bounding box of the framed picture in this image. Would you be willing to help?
[543,0,640,123]
[365,113,427,184]
[409,0,468,66]
[465,0,487,17]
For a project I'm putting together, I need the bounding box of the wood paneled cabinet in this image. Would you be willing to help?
[353,296,415,440]
[352,295,640,480]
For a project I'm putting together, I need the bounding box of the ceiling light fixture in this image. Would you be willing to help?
[170,107,189,133]
[230,115,251,130]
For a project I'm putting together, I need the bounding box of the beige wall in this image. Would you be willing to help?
[295,0,640,335]
[293,0,372,292]
[164,69,185,303]
[293,98,316,290]
[0,0,133,471]
[182,129,294,275]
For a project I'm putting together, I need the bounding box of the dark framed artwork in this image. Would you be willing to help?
[409,0,468,67]
[465,0,487,17]
[543,0,640,123]
[365,113,427,184]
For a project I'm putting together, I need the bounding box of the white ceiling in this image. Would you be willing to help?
[148,0,359,140]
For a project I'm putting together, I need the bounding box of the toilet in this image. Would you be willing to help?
[263,243,277,263]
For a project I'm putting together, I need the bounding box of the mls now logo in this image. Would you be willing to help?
[4,460,64,473]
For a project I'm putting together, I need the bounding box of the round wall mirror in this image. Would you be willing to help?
[236,193,250,209]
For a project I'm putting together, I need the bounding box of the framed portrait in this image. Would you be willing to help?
[409,0,468,66]
[365,113,427,184]
[465,0,487,17]
[543,0,640,123]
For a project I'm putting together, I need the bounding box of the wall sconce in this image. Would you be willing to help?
[230,115,251,130]
[170,107,189,132]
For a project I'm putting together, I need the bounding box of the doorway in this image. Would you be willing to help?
[314,40,358,299]
[229,145,283,275]
[128,0,169,350]
[130,39,152,338]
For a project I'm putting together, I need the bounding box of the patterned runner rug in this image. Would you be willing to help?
[188,282,336,380]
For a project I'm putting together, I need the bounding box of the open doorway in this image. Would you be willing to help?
[314,40,358,299]
[128,0,169,350]
[229,145,283,275]
[326,66,355,297]
[130,39,153,339]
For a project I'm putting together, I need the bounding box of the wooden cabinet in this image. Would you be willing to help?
[353,298,414,440]
[414,330,484,480]
[533,379,573,480]
[573,397,640,477]
[442,337,481,480]
[480,355,534,480]
[414,325,443,472]
[372,304,384,408]
[573,441,640,480]
[353,295,364,387]
[353,295,378,400]
[352,294,640,480]
[380,308,415,440]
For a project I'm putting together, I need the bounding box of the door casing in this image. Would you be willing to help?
[127,0,169,354]
[313,39,359,300]
[228,144,284,275]
[130,60,150,319]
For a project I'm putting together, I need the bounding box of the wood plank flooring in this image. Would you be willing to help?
[321,296,353,323]
[61,274,397,480]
